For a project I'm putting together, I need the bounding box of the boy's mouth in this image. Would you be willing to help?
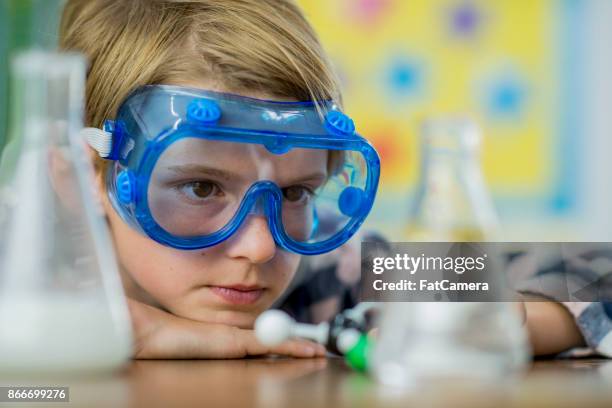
[208,285,266,305]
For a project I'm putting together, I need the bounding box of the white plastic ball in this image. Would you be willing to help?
[254,309,294,346]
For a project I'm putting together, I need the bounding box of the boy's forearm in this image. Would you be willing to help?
[524,301,586,356]
[126,298,325,359]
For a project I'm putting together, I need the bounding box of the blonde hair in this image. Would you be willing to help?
[59,0,342,174]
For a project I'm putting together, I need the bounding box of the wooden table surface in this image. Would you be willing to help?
[4,357,612,407]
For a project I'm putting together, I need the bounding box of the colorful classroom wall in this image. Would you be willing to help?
[297,0,593,240]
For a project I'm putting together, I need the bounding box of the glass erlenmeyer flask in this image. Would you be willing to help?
[406,118,499,241]
[370,297,529,387]
[0,51,132,373]
[369,118,529,387]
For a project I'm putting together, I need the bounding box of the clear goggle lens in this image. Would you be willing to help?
[147,137,368,244]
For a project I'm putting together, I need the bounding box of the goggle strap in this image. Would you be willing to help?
[81,127,113,158]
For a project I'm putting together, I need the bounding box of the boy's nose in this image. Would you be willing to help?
[225,214,276,264]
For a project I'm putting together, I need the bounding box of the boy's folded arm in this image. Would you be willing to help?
[126,298,326,359]
[510,250,612,357]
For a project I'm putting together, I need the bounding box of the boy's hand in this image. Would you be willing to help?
[522,300,586,356]
[126,298,327,359]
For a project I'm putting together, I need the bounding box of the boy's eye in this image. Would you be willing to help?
[178,181,221,200]
[282,185,313,203]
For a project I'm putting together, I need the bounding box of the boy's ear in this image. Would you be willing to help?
[47,143,110,219]
[84,144,112,219]
[47,146,81,214]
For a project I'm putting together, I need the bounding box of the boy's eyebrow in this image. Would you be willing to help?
[166,164,243,181]
[287,171,328,185]
[165,164,328,184]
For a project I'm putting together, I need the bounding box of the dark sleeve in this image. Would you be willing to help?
[277,231,388,324]
[278,261,359,323]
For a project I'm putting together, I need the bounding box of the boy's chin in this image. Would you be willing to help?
[180,307,264,329]
[212,310,261,329]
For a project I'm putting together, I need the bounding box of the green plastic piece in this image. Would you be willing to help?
[344,334,370,372]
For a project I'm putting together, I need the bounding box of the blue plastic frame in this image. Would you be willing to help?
[104,85,380,255]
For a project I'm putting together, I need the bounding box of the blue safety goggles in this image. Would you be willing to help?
[84,85,380,255]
